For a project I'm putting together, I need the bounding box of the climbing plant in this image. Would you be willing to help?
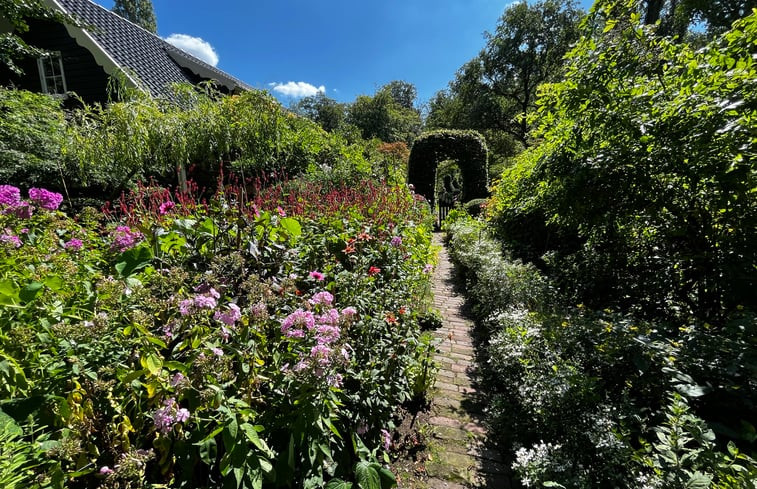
[407,129,488,207]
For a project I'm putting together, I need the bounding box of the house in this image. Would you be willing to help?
[0,0,251,104]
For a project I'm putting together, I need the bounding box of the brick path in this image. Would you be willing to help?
[424,232,510,488]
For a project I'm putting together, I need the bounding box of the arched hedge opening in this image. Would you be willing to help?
[407,130,489,208]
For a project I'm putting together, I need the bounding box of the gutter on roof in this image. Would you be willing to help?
[165,47,246,93]
[42,0,143,93]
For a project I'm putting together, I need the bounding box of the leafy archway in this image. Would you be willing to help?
[407,129,489,208]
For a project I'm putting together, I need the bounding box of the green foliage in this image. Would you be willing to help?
[489,5,757,317]
[0,89,68,191]
[444,212,757,488]
[426,0,583,146]
[407,129,488,207]
[62,84,373,196]
[346,82,421,145]
[292,92,348,133]
[0,179,434,487]
[112,0,157,33]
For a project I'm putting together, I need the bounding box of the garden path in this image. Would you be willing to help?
[422,232,511,488]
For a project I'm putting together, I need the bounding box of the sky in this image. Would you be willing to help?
[96,0,595,106]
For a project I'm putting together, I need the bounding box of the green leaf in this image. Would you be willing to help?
[355,461,381,489]
[198,437,217,465]
[19,281,43,303]
[279,217,302,238]
[139,352,162,376]
[325,480,353,489]
[115,245,153,278]
[0,408,22,437]
[0,279,20,305]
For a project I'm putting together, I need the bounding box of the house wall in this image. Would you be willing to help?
[2,19,112,104]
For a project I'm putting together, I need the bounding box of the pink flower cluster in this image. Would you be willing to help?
[29,187,63,210]
[64,238,83,251]
[158,201,175,215]
[110,226,144,252]
[281,291,357,379]
[0,231,21,248]
[152,397,190,434]
[0,185,63,217]
[390,236,402,247]
[179,287,220,316]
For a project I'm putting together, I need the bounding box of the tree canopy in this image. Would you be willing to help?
[112,0,157,33]
[346,81,421,144]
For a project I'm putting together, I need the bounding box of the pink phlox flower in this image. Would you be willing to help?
[158,201,175,215]
[0,185,21,207]
[220,326,231,342]
[381,429,392,451]
[210,347,223,356]
[281,309,315,334]
[341,306,357,318]
[309,344,332,367]
[390,236,402,247]
[293,360,309,372]
[175,408,190,423]
[178,299,194,316]
[169,372,185,387]
[340,345,352,362]
[309,291,334,306]
[285,328,305,339]
[327,374,343,388]
[0,233,21,248]
[422,264,434,274]
[64,238,83,251]
[276,206,286,217]
[214,302,241,326]
[317,308,340,326]
[193,294,218,310]
[315,324,340,344]
[308,270,325,281]
[28,188,63,210]
[110,226,143,252]
[99,466,114,476]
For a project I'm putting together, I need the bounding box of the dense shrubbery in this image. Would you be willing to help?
[0,178,435,488]
[488,5,757,319]
[445,212,757,488]
[0,84,390,201]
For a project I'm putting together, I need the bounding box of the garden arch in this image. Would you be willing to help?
[407,130,489,209]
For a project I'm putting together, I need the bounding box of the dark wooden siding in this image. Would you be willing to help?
[2,20,111,104]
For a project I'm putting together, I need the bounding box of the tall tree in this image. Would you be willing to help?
[346,82,421,144]
[112,0,157,33]
[291,92,346,133]
[0,0,80,74]
[427,0,583,147]
[638,0,757,37]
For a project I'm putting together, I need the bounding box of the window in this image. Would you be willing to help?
[37,52,67,95]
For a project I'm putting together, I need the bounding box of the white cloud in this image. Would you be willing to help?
[269,81,326,98]
[164,33,219,67]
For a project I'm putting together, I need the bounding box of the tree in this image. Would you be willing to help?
[346,82,421,144]
[112,0,157,33]
[382,80,417,110]
[0,0,80,74]
[291,92,346,133]
[637,0,757,37]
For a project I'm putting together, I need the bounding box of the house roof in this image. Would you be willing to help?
[45,0,251,98]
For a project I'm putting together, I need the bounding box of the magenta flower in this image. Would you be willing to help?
[309,291,334,306]
[153,398,189,434]
[390,236,402,247]
[169,372,185,387]
[175,408,190,423]
[422,264,434,274]
[327,374,343,388]
[316,308,340,326]
[308,270,325,281]
[179,299,194,316]
[315,324,340,344]
[341,306,357,318]
[193,294,218,310]
[276,206,286,217]
[99,466,114,476]
[0,185,21,207]
[64,238,83,251]
[309,344,333,367]
[159,201,175,215]
[28,187,63,210]
[11,202,33,219]
[110,225,143,252]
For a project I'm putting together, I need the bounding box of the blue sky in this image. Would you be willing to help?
[96,0,594,105]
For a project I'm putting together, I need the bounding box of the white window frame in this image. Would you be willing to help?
[37,52,68,95]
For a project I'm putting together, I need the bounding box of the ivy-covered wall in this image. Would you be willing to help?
[407,129,488,207]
